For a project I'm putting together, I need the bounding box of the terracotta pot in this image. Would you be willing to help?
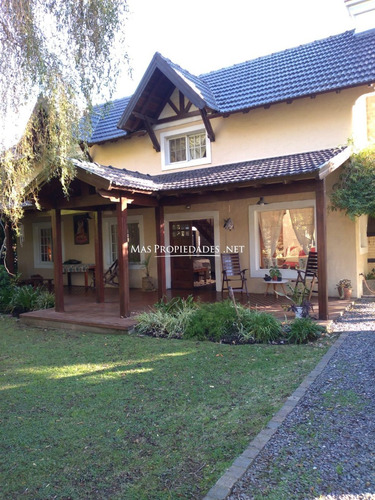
[272,276,277,281]
[343,287,352,300]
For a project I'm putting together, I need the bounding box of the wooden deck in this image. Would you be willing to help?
[19,285,355,334]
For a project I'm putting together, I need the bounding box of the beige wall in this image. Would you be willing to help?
[90,86,371,176]
[19,179,366,297]
[17,209,158,289]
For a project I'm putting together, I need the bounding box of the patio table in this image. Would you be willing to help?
[63,263,95,290]
[264,279,289,299]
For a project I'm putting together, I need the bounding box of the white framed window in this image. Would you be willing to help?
[103,215,144,269]
[32,222,65,269]
[249,200,316,279]
[160,124,211,170]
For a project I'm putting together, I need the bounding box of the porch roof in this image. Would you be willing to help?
[72,146,349,194]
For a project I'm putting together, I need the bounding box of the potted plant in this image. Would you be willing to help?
[361,269,375,295]
[141,254,155,291]
[336,278,352,300]
[276,283,313,318]
[269,266,282,281]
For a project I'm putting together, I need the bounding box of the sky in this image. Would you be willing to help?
[114,0,354,99]
[1,0,356,147]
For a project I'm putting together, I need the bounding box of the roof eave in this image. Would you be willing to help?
[117,53,208,132]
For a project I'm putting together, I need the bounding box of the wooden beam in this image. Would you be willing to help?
[155,205,166,300]
[144,118,160,152]
[51,209,64,312]
[94,211,104,303]
[116,197,130,317]
[97,189,158,207]
[315,178,329,320]
[132,111,157,124]
[161,178,318,206]
[179,91,185,113]
[167,98,180,115]
[200,108,215,142]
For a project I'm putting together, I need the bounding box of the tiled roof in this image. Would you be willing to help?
[201,29,375,113]
[89,97,130,144]
[73,147,348,193]
[87,29,375,144]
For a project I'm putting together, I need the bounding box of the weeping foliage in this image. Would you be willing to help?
[0,0,130,225]
[330,146,375,219]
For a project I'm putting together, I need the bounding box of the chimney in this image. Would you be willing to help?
[345,0,375,32]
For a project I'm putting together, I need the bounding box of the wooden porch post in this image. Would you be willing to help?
[155,205,166,300]
[315,179,329,320]
[94,210,104,303]
[117,197,130,317]
[51,209,64,312]
[4,221,15,274]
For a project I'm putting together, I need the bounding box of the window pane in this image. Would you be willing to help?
[128,223,140,263]
[189,133,206,160]
[110,224,118,263]
[110,223,141,263]
[169,137,186,163]
[40,228,53,262]
[259,208,315,270]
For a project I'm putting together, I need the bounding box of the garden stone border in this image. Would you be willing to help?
[203,331,349,500]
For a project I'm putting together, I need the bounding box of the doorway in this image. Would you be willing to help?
[169,218,216,290]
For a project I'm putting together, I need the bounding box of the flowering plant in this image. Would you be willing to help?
[336,279,352,289]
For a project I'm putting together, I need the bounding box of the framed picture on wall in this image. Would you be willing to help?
[73,215,89,245]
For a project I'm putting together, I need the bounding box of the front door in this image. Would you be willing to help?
[169,221,194,289]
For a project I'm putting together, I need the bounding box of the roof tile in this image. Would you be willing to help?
[73,147,347,193]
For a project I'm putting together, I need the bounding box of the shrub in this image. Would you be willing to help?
[9,285,40,316]
[35,290,55,310]
[135,296,197,338]
[184,300,242,343]
[241,310,282,343]
[0,266,15,313]
[7,284,55,317]
[284,317,324,344]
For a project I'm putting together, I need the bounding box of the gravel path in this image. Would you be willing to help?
[228,299,375,500]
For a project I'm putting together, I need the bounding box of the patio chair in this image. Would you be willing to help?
[221,253,248,296]
[294,251,318,301]
[104,259,119,286]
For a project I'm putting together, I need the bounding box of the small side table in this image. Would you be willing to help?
[264,279,289,299]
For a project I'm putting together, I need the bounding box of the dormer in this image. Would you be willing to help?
[117,53,216,153]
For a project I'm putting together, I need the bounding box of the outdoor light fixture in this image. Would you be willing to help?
[223,218,234,231]
[256,197,267,205]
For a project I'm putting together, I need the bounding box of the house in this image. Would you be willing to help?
[14,0,375,320]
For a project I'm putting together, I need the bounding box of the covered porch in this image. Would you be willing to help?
[19,286,354,333]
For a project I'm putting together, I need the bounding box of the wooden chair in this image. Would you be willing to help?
[294,251,318,300]
[221,253,248,296]
[104,260,119,286]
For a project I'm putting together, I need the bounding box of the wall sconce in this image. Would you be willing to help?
[256,197,267,206]
[223,218,234,231]
[185,204,191,210]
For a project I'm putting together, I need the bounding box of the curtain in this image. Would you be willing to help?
[289,208,314,254]
[258,211,284,266]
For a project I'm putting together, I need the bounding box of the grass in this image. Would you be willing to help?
[0,315,335,499]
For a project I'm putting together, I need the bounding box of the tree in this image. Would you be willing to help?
[0,0,130,225]
[330,146,375,219]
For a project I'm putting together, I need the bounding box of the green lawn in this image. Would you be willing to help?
[0,315,334,499]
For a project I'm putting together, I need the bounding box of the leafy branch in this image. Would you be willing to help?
[330,146,375,219]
